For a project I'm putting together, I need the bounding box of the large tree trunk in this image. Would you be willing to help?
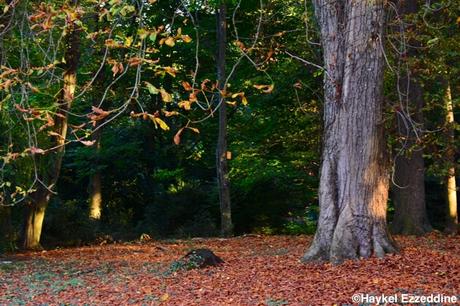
[22,5,81,250]
[444,82,458,234]
[216,1,233,237]
[390,0,431,236]
[303,0,397,264]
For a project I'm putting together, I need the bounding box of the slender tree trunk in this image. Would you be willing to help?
[22,4,81,250]
[216,1,233,237]
[0,0,14,252]
[303,0,397,264]
[89,134,102,220]
[0,205,13,251]
[23,187,49,250]
[391,79,431,234]
[88,19,106,220]
[390,0,431,236]
[444,82,458,234]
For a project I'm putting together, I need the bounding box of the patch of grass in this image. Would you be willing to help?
[0,261,25,272]
[142,262,163,275]
[164,259,199,276]
[142,293,159,302]
[32,271,57,282]
[266,298,289,306]
[94,262,115,276]
[51,277,85,294]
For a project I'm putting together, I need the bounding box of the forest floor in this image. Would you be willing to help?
[1,233,459,305]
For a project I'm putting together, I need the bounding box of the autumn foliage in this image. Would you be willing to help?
[1,234,459,305]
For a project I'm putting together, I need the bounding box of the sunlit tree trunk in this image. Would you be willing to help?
[444,82,458,234]
[88,19,105,221]
[89,170,102,220]
[89,135,102,220]
[23,188,50,250]
[22,4,81,250]
[303,0,397,264]
[216,1,233,237]
[390,0,431,236]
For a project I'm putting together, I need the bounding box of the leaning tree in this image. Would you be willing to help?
[303,0,398,264]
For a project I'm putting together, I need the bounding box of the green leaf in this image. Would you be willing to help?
[149,32,157,43]
[427,37,439,46]
[145,82,159,95]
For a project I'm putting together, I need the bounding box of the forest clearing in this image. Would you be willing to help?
[1,0,459,304]
[1,234,460,305]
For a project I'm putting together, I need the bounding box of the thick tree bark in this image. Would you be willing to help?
[444,82,458,234]
[22,5,81,250]
[390,0,431,236]
[216,1,233,237]
[303,0,397,264]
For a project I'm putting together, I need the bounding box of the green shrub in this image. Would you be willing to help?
[42,199,97,247]
[282,206,318,235]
